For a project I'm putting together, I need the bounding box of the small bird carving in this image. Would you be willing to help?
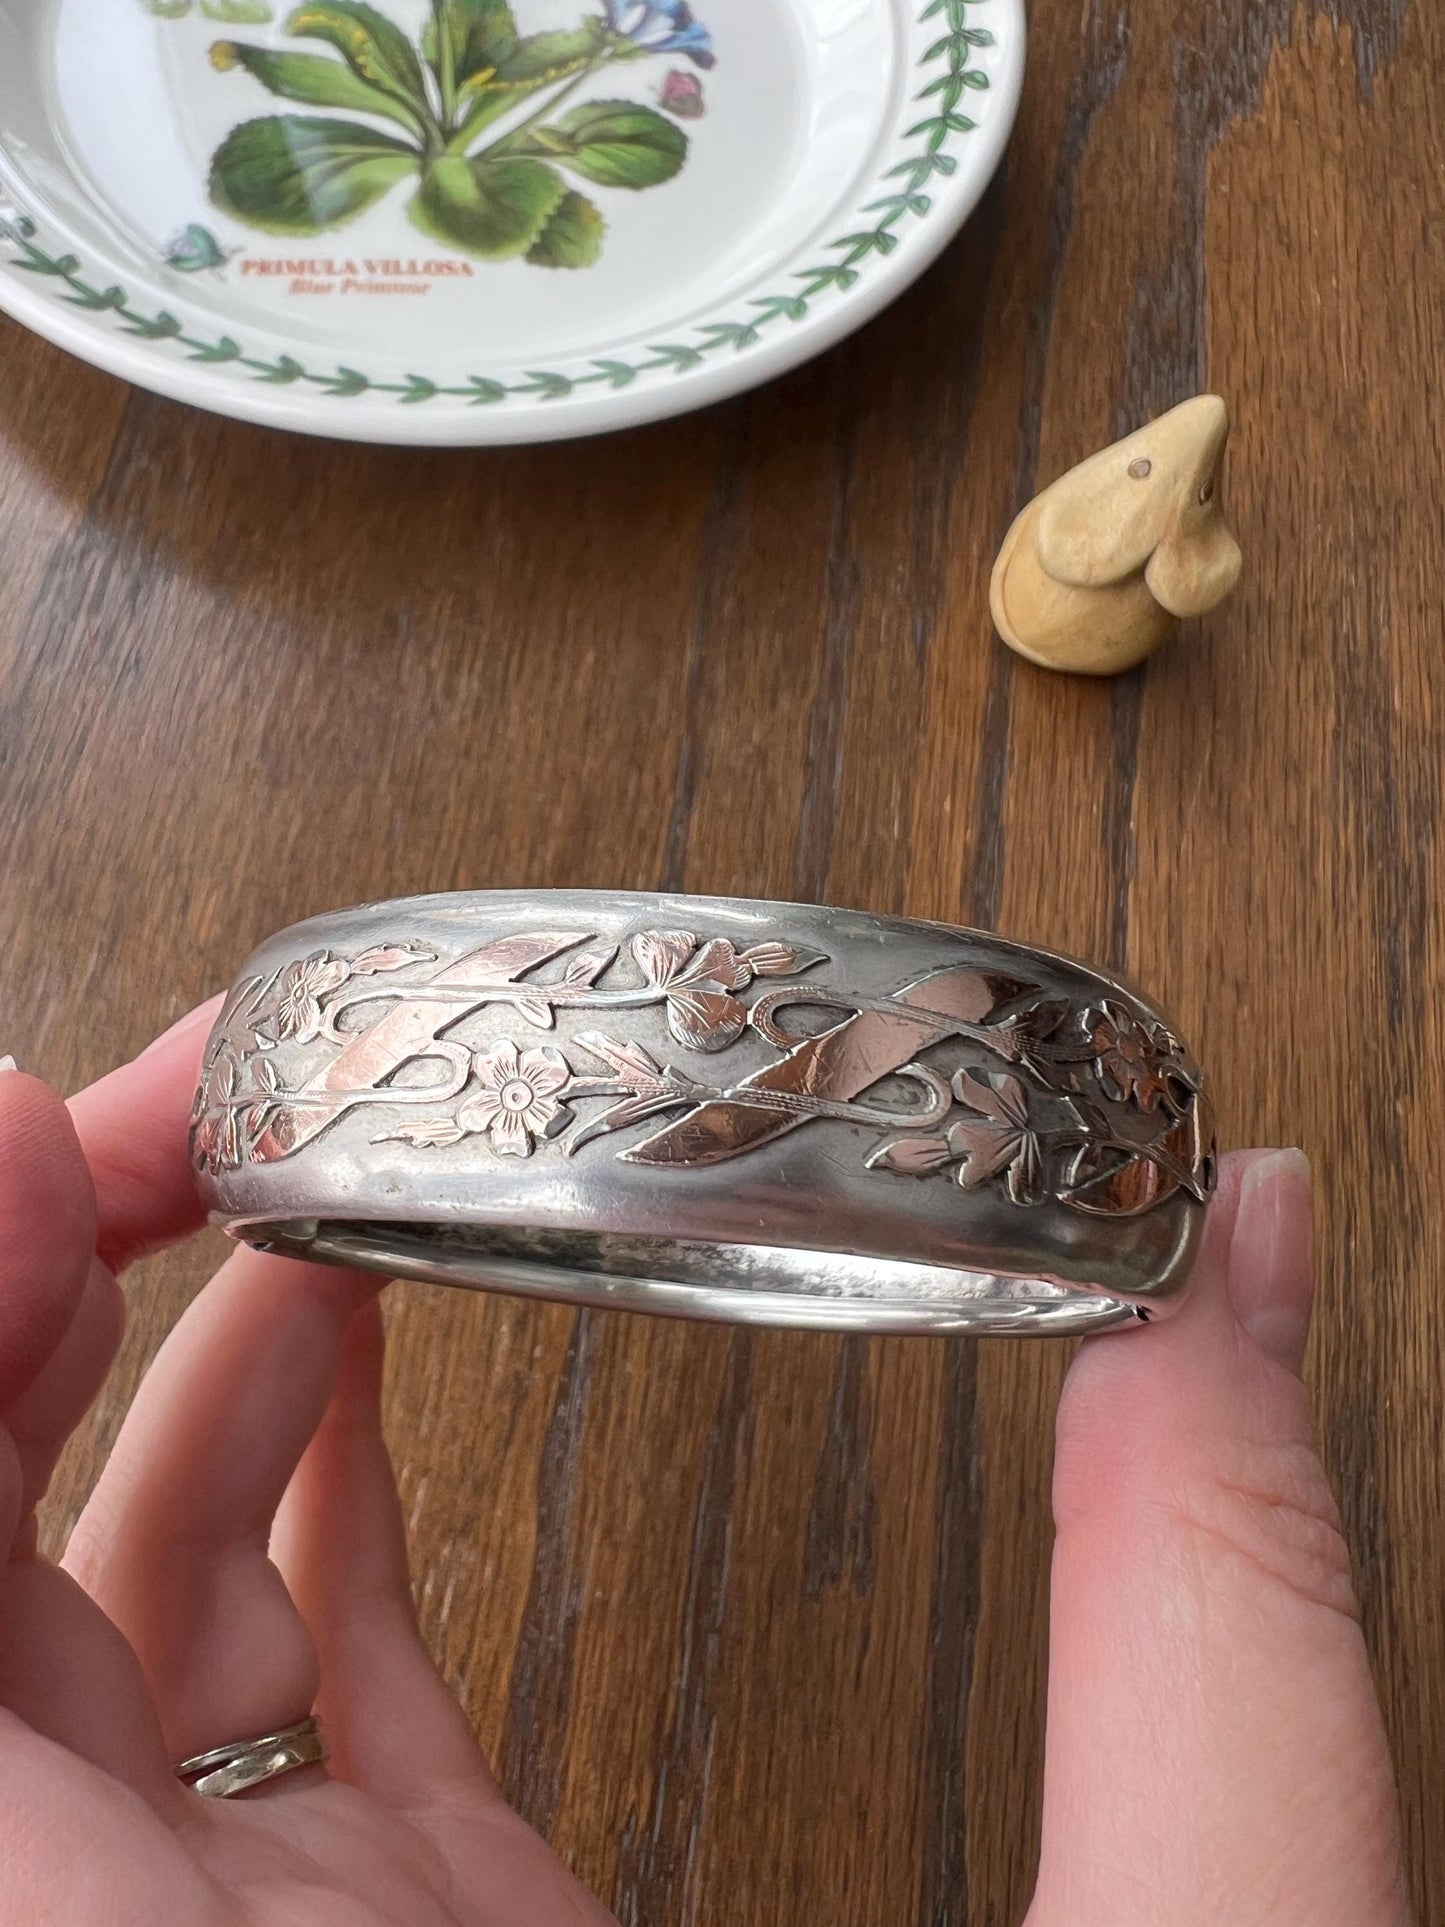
[990,395,1243,676]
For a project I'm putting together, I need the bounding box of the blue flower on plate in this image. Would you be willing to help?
[604,0,716,68]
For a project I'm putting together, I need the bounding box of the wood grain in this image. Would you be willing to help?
[4,0,1442,1917]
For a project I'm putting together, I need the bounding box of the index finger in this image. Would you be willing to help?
[67,997,223,1273]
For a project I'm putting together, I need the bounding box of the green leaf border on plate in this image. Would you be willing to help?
[1,0,991,408]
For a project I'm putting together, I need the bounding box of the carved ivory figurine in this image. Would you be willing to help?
[990,395,1243,675]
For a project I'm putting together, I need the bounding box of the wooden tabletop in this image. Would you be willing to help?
[4,0,1442,1918]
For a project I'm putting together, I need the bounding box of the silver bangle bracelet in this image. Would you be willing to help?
[192,890,1216,1337]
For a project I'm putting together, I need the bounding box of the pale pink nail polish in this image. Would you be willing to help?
[0,1055,16,1075]
[1229,1147,1314,1374]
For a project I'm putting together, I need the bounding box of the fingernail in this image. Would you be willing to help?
[139,998,222,1058]
[0,1055,16,1075]
[1228,1148,1314,1374]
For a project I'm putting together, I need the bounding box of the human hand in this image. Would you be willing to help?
[0,1015,1420,1927]
[1026,1148,1415,1926]
[0,1019,615,1926]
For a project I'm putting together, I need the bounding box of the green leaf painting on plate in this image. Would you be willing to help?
[9,0,994,407]
[409,153,569,258]
[501,99,687,189]
[209,117,418,231]
[525,188,605,268]
[190,0,718,267]
[142,1,276,19]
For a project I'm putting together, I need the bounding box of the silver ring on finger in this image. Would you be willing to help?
[174,1715,326,1798]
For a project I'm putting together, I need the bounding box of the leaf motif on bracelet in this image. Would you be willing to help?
[862,1009,1212,1216]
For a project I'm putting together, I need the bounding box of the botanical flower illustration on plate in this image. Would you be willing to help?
[11,0,994,406]
[189,0,714,267]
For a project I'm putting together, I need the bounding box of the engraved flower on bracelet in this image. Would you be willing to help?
[455,1041,572,1157]
[1088,1001,1197,1115]
[263,952,352,1048]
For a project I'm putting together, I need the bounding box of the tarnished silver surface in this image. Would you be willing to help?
[174,1717,326,1798]
[195,890,1216,1336]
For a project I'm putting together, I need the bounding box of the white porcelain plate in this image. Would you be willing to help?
[0,0,1024,444]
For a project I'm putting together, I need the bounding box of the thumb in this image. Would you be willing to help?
[1028,1150,1414,1927]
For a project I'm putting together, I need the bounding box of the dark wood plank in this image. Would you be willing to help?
[4,0,1441,1919]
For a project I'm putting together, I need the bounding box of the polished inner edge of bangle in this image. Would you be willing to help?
[233,1219,1153,1336]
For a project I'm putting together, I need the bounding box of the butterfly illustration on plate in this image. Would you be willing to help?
[164,223,236,274]
[657,68,706,117]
